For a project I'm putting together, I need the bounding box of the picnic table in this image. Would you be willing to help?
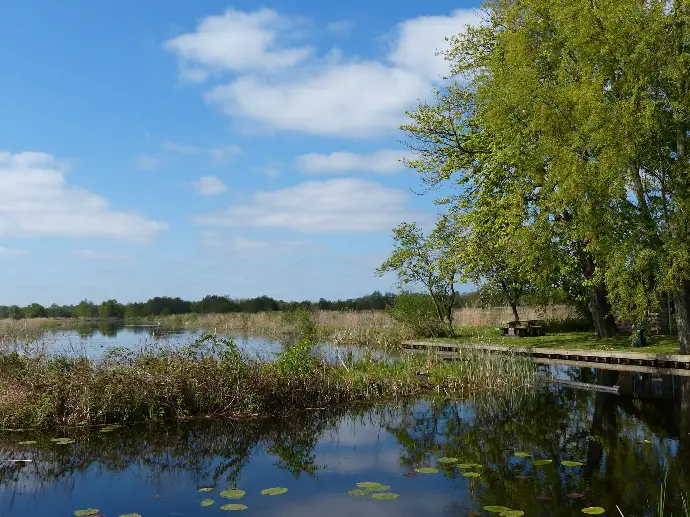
[500,319,546,337]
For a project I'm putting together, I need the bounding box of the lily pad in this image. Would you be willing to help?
[261,487,288,496]
[200,499,215,507]
[349,489,371,496]
[220,489,246,499]
[17,441,37,445]
[457,463,481,469]
[562,461,584,467]
[198,487,215,492]
[500,511,524,517]
[483,506,512,513]
[463,472,481,478]
[371,493,400,500]
[582,508,605,515]
[119,514,143,517]
[533,459,553,466]
[220,504,248,511]
[74,510,100,517]
[514,452,530,458]
[414,467,438,474]
[356,482,386,489]
[437,457,458,463]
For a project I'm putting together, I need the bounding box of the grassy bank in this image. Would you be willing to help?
[424,328,681,354]
[0,334,538,430]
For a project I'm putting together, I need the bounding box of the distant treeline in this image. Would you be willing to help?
[0,291,489,320]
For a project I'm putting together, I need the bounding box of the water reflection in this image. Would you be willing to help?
[1,377,689,516]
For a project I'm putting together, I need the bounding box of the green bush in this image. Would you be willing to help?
[386,292,446,338]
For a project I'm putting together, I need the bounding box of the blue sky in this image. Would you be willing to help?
[0,0,479,306]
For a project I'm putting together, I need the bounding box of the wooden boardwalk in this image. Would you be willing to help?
[401,340,690,377]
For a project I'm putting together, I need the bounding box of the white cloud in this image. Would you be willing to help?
[192,178,426,233]
[0,247,29,256]
[326,20,354,36]
[387,9,481,80]
[200,231,310,255]
[136,154,162,171]
[0,151,167,242]
[163,8,311,81]
[166,8,482,138]
[161,141,200,154]
[70,249,130,260]
[161,141,241,161]
[295,149,410,174]
[191,176,228,196]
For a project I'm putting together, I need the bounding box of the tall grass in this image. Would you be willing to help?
[0,333,538,430]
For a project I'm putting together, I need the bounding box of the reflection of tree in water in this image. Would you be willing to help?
[384,378,688,516]
[0,406,370,497]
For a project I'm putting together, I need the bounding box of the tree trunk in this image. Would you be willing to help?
[590,278,619,338]
[510,301,520,322]
[675,280,690,354]
[578,251,618,337]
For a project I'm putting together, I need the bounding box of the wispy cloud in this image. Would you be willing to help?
[69,249,132,260]
[0,246,30,257]
[135,154,163,171]
[191,176,228,196]
[295,149,411,174]
[161,141,241,161]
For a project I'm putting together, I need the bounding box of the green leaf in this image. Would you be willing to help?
[261,487,288,496]
[74,510,99,516]
[582,508,605,515]
[484,506,512,513]
[562,460,584,467]
[533,459,553,466]
[356,482,386,489]
[17,441,37,445]
[220,489,245,499]
[220,504,248,511]
[463,472,481,478]
[200,499,215,507]
[500,511,524,517]
[513,452,530,458]
[349,489,371,496]
[414,467,439,474]
[437,456,459,463]
[371,493,400,500]
[118,514,143,517]
[198,487,214,492]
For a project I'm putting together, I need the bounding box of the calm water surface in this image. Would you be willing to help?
[27,325,373,362]
[1,368,689,517]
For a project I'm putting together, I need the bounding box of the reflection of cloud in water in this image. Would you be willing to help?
[315,449,402,475]
[276,492,460,517]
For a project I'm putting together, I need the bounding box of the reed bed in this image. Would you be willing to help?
[0,333,538,430]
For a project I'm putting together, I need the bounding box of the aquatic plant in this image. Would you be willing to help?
[220,489,245,499]
[220,504,248,511]
[0,333,537,429]
[200,499,215,506]
[582,507,605,514]
[415,467,439,474]
[371,493,400,500]
[74,510,99,516]
[260,487,288,495]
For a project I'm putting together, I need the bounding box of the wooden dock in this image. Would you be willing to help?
[401,340,690,377]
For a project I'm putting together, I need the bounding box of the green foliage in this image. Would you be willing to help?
[386,292,447,338]
[377,218,460,335]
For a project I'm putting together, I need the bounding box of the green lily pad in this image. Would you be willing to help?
[562,461,584,467]
[463,472,481,478]
[500,511,524,517]
[99,427,116,433]
[200,499,215,507]
[484,506,512,513]
[220,489,245,499]
[514,452,530,458]
[17,441,37,445]
[349,489,371,496]
[356,482,386,489]
[119,514,143,517]
[74,510,100,517]
[533,459,553,466]
[220,504,248,511]
[414,467,438,474]
[371,493,400,500]
[437,457,459,463]
[457,463,481,469]
[582,508,605,515]
[261,487,288,496]
[198,487,214,492]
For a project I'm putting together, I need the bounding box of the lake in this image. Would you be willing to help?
[12,324,381,363]
[1,366,689,516]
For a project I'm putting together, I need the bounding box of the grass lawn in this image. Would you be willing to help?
[424,327,682,354]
